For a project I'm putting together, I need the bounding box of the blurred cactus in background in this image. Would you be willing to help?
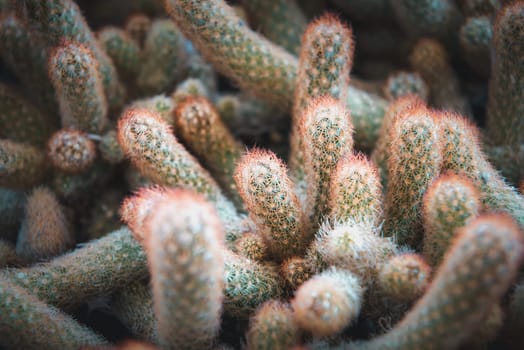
[0,0,523,349]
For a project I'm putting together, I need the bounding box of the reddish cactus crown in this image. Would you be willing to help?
[47,129,97,174]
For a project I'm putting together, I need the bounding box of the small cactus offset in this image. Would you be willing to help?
[0,1,523,348]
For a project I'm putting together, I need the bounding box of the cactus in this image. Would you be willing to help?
[48,41,109,133]
[47,129,97,173]
[235,149,308,259]
[235,232,268,262]
[241,0,307,55]
[280,256,312,290]
[1,226,147,310]
[290,13,353,179]
[144,190,224,349]
[16,187,73,262]
[0,139,48,189]
[0,278,108,349]
[486,1,524,147]
[422,172,481,267]
[347,214,523,350]
[124,13,151,48]
[377,253,431,303]
[292,268,363,337]
[383,104,442,247]
[459,16,492,77]
[97,26,141,81]
[175,96,244,208]
[246,300,300,350]
[383,72,429,102]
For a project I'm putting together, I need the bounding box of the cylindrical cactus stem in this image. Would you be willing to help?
[144,190,224,350]
[241,0,307,55]
[328,153,382,226]
[292,268,363,337]
[48,41,109,134]
[97,26,141,81]
[371,94,425,189]
[422,172,481,267]
[1,226,147,310]
[175,96,245,209]
[383,71,429,102]
[0,139,48,189]
[0,82,52,145]
[280,256,313,290]
[350,213,523,350]
[462,304,504,349]
[117,107,242,242]
[409,38,472,116]
[246,300,300,350]
[290,13,353,180]
[459,16,492,78]
[21,0,126,109]
[383,104,442,247]
[223,250,283,317]
[137,19,188,95]
[486,2,524,147]
[164,0,296,107]
[0,14,59,117]
[438,112,524,228]
[16,187,73,263]
[391,0,462,43]
[0,279,108,349]
[301,97,354,229]
[377,253,431,303]
[315,221,398,287]
[47,129,97,174]
[234,149,309,259]
[164,0,388,150]
[125,13,151,48]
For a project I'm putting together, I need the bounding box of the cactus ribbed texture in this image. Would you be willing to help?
[350,214,523,350]
[0,139,48,189]
[48,41,108,133]
[290,13,353,180]
[144,190,224,350]
[1,226,147,310]
[235,232,268,262]
[0,278,108,349]
[383,105,442,247]
[47,129,97,173]
[16,187,73,263]
[130,94,176,126]
[175,96,244,208]
[292,268,363,337]
[301,97,353,228]
[422,172,481,267]
[246,300,300,350]
[235,149,308,259]
[280,256,312,290]
[486,2,524,147]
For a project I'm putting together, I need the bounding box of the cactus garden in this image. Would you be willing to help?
[1,0,524,349]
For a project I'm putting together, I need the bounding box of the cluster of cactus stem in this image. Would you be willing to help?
[0,0,523,349]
